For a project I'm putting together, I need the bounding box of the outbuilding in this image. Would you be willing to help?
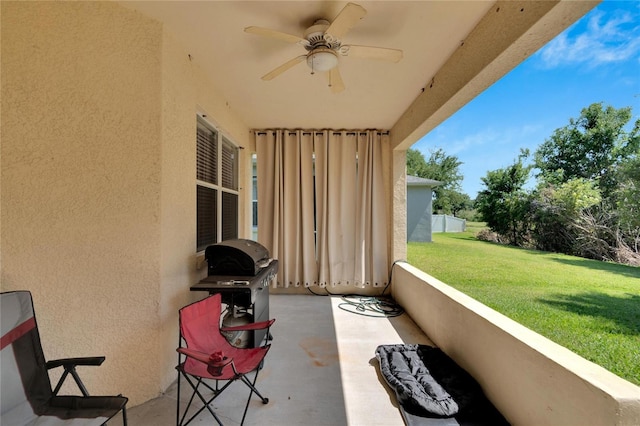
[407,175,441,242]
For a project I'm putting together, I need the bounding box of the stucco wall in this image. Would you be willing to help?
[157,29,252,392]
[391,148,407,262]
[2,1,163,403]
[158,32,199,394]
[1,1,251,405]
[392,262,640,425]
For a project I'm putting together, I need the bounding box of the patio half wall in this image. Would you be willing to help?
[391,262,640,426]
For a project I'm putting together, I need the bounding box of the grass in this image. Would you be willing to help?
[407,226,640,386]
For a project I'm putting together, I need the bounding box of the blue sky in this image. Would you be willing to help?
[413,1,640,198]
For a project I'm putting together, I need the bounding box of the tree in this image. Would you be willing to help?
[406,148,429,177]
[407,147,464,213]
[476,151,532,246]
[531,102,640,264]
[613,154,640,254]
[448,191,473,216]
[530,178,601,253]
[422,148,463,190]
[534,102,640,202]
[406,148,465,214]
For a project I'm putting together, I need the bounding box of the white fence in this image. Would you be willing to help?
[432,214,466,233]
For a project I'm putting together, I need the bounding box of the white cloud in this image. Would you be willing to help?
[537,7,640,68]
[446,128,501,156]
[415,124,546,196]
[444,124,542,156]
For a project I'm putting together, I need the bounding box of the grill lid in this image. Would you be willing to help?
[205,239,270,276]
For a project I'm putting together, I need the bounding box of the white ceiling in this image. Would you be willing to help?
[122,1,496,130]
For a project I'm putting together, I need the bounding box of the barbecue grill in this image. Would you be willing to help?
[190,239,278,347]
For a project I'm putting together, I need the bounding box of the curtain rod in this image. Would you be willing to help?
[255,130,390,136]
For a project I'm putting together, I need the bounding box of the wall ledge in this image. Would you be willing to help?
[392,262,640,426]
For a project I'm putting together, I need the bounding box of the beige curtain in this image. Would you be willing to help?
[316,131,389,287]
[356,131,389,287]
[256,130,388,288]
[256,131,317,287]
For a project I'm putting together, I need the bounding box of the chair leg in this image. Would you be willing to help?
[122,404,128,426]
[242,369,269,404]
[177,373,206,426]
[239,368,268,426]
[176,369,181,426]
[177,366,269,426]
[99,403,125,426]
[178,372,228,426]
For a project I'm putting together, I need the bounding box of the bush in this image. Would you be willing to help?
[456,208,481,221]
[476,229,505,244]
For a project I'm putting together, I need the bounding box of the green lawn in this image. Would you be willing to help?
[407,227,640,386]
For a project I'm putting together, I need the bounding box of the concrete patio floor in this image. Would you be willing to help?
[112,293,434,425]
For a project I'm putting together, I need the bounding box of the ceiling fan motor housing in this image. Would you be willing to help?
[304,19,341,49]
[304,19,331,45]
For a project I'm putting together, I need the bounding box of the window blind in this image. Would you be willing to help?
[197,125,217,185]
[197,186,217,252]
[221,192,238,241]
[221,138,237,190]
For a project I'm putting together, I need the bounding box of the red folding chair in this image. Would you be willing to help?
[176,293,275,425]
[0,290,127,425]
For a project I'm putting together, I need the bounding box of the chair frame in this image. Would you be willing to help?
[175,294,275,426]
[0,290,128,426]
[47,356,128,426]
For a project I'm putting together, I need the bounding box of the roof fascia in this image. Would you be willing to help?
[390,0,600,151]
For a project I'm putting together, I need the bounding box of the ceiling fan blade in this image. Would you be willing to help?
[328,67,345,93]
[340,45,403,62]
[325,3,366,40]
[261,55,306,81]
[245,26,309,46]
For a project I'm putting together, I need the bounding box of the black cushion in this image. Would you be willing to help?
[376,344,509,426]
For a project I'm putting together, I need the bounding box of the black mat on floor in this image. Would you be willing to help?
[375,344,509,426]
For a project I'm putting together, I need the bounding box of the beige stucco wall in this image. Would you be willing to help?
[2,1,164,402]
[1,1,251,405]
[158,25,252,393]
[158,32,199,394]
[390,147,407,262]
[392,262,640,425]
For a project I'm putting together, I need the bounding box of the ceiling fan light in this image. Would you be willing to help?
[307,49,338,72]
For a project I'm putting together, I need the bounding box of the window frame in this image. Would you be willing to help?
[196,115,239,252]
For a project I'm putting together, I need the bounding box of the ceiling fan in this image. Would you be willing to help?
[244,2,403,93]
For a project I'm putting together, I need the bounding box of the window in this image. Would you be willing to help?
[196,116,239,251]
